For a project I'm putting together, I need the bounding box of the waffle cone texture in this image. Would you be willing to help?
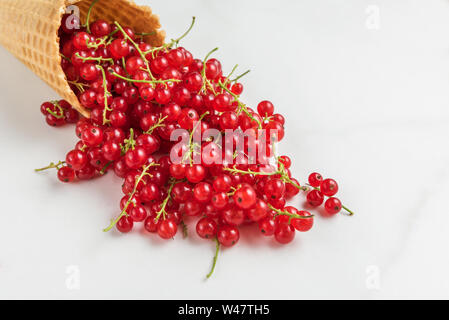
[0,0,165,117]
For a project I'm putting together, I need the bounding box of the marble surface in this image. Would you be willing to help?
[0,0,449,299]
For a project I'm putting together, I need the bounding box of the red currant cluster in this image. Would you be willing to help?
[36,2,353,277]
[306,173,351,216]
[40,100,79,127]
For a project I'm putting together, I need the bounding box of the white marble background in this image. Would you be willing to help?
[0,0,448,299]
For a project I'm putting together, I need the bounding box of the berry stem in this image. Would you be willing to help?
[109,71,180,86]
[100,161,113,175]
[206,237,220,279]
[35,161,65,172]
[341,205,354,216]
[231,69,251,82]
[97,65,112,125]
[84,0,100,33]
[121,128,136,154]
[171,16,196,48]
[200,47,219,93]
[155,179,179,222]
[114,21,157,81]
[75,53,114,64]
[145,115,167,135]
[103,163,158,232]
[306,185,355,216]
[183,111,209,165]
[181,220,188,238]
[218,81,262,129]
[67,80,88,93]
[268,203,314,220]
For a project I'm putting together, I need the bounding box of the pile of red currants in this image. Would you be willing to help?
[36,2,353,277]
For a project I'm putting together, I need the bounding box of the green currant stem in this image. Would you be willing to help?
[200,47,219,93]
[121,128,136,154]
[60,53,71,62]
[68,80,88,93]
[232,69,251,82]
[306,185,355,216]
[84,0,100,33]
[35,161,65,172]
[143,16,196,59]
[171,16,196,47]
[97,65,112,125]
[226,186,237,196]
[268,203,314,220]
[183,112,209,165]
[103,163,157,232]
[218,81,262,129]
[145,116,167,135]
[75,53,114,64]
[181,221,188,238]
[87,36,109,49]
[206,238,220,279]
[114,21,157,81]
[100,161,113,175]
[109,71,180,86]
[155,179,178,222]
[342,205,354,216]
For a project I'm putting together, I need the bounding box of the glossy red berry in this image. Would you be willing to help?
[158,218,178,239]
[193,182,213,203]
[196,217,218,239]
[233,184,257,209]
[130,205,148,222]
[258,216,276,236]
[81,126,104,147]
[274,223,295,244]
[257,100,274,117]
[125,147,147,169]
[307,190,324,207]
[291,211,314,232]
[185,165,206,183]
[246,198,269,222]
[320,179,339,197]
[66,149,88,171]
[324,197,342,215]
[308,172,323,188]
[116,216,134,233]
[217,225,240,247]
[57,166,75,183]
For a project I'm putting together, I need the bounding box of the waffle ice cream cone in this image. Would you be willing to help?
[0,0,165,117]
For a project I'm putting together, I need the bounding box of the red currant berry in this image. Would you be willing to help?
[185,165,206,183]
[125,147,147,169]
[158,218,178,239]
[264,178,285,200]
[320,179,339,197]
[246,198,269,222]
[307,190,324,207]
[291,211,314,232]
[196,217,218,239]
[324,197,342,215]
[308,172,323,188]
[66,149,88,171]
[193,182,213,203]
[116,216,134,233]
[217,225,240,247]
[57,166,75,183]
[257,100,274,117]
[233,184,257,209]
[81,126,104,147]
[258,216,276,236]
[144,215,160,233]
[274,223,295,244]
